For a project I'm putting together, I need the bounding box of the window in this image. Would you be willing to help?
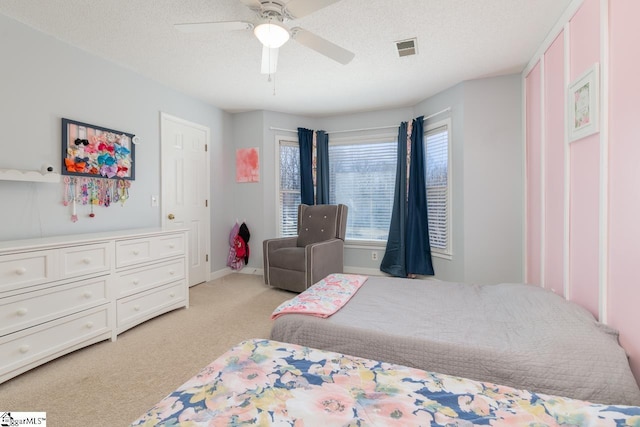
[277,135,396,242]
[277,140,300,236]
[329,137,397,242]
[424,120,451,257]
[277,122,451,256]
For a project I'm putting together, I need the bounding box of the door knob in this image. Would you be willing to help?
[168,214,175,220]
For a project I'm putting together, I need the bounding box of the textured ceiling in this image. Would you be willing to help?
[0,0,571,117]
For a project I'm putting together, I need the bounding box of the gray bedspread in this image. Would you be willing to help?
[270,276,640,405]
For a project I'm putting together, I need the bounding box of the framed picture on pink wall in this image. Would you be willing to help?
[236,147,260,183]
[568,63,599,142]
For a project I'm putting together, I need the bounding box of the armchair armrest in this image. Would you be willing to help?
[263,237,298,285]
[305,238,344,287]
[264,236,298,254]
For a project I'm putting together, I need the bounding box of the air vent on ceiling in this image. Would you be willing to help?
[395,38,417,57]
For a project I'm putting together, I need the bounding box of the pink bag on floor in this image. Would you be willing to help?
[227,222,244,270]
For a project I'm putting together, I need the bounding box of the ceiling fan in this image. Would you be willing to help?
[174,0,355,74]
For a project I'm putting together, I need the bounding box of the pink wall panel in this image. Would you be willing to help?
[608,0,640,384]
[568,137,600,317]
[525,0,640,386]
[569,0,600,80]
[543,33,566,296]
[567,0,600,318]
[525,63,542,286]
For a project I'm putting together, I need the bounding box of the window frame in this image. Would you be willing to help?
[275,136,300,237]
[275,123,453,259]
[275,133,396,248]
[424,118,453,259]
[328,132,398,248]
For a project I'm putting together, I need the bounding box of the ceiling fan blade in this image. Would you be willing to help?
[261,46,279,74]
[285,0,342,19]
[292,27,354,65]
[174,21,253,33]
[238,0,262,10]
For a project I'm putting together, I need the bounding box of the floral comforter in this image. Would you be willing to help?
[131,339,640,426]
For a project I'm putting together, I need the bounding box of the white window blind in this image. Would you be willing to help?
[425,124,450,254]
[278,141,300,236]
[329,140,397,241]
[278,124,451,255]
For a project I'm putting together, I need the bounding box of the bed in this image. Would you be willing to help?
[131,338,640,426]
[269,274,640,406]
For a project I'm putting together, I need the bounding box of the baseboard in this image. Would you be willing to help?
[209,266,264,281]
[237,267,264,276]
[212,266,381,281]
[344,266,440,280]
[343,266,385,276]
[209,267,232,281]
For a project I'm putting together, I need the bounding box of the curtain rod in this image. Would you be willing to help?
[268,107,452,135]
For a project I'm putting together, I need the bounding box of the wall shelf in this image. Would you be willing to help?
[0,168,61,183]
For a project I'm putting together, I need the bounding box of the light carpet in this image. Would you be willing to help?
[0,273,294,427]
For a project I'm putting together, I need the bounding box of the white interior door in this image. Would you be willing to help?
[160,113,210,286]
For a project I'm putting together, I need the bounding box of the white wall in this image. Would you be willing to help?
[237,75,523,285]
[462,75,523,284]
[227,111,317,275]
[414,83,465,282]
[229,111,265,274]
[416,75,523,284]
[0,14,233,272]
[1,13,523,284]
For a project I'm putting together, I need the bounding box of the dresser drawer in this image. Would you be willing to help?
[156,234,186,259]
[115,239,153,268]
[0,277,109,337]
[0,250,57,294]
[116,233,186,269]
[116,258,185,297]
[59,243,110,279]
[116,281,186,330]
[0,306,110,378]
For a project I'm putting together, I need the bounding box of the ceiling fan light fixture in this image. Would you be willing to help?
[254,21,290,48]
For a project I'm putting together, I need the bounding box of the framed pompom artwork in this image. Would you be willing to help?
[61,118,136,180]
[236,147,260,183]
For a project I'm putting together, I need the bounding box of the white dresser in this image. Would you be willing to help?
[0,228,189,384]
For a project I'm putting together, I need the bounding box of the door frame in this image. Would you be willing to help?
[160,112,211,284]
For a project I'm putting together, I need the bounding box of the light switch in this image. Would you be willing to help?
[151,195,159,207]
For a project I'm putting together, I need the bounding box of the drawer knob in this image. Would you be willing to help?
[169,292,175,298]
[169,244,175,249]
[83,291,93,299]
[19,345,30,354]
[134,305,141,311]
[82,258,91,265]
[168,270,175,275]
[16,308,28,316]
[133,250,140,255]
[15,267,27,275]
[132,279,140,285]
[86,321,94,329]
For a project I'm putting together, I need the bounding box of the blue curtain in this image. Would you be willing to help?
[406,117,434,275]
[380,122,408,277]
[298,127,314,205]
[316,130,330,204]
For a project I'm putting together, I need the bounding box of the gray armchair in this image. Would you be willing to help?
[263,204,348,292]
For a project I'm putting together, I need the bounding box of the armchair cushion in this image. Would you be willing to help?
[297,204,340,247]
[269,247,305,271]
